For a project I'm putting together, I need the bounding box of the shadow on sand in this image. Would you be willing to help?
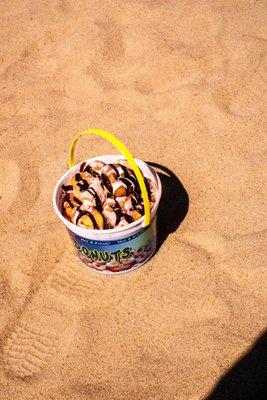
[146,162,189,252]
[205,331,267,400]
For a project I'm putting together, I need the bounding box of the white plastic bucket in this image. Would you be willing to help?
[53,129,162,274]
[53,155,162,274]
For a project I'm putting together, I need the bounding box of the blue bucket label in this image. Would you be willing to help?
[68,218,157,273]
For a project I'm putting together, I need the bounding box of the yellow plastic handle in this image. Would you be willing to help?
[69,128,150,227]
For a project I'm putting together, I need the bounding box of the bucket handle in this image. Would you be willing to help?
[69,128,150,227]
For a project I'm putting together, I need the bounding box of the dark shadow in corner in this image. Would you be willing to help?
[205,331,267,400]
[145,162,189,252]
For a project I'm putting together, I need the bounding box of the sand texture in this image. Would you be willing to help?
[0,1,266,399]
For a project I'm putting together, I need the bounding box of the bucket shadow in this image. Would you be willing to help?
[205,330,267,400]
[146,162,189,252]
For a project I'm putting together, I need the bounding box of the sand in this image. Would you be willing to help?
[0,1,266,399]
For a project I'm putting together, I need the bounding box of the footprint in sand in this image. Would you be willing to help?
[47,259,126,311]
[3,256,82,378]
[4,323,60,378]
[3,282,78,379]
[0,159,20,217]
[3,256,124,378]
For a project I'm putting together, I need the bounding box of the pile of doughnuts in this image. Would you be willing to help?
[61,160,157,230]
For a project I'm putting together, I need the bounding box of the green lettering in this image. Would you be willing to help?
[121,247,133,259]
[90,249,99,261]
[81,246,89,256]
[100,251,111,262]
[74,240,81,250]
[111,250,121,262]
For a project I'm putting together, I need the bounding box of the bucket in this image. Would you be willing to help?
[52,129,162,274]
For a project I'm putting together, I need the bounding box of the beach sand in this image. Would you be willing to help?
[0,1,266,399]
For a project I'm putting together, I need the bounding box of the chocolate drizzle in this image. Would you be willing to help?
[75,173,81,182]
[63,194,82,208]
[73,196,82,205]
[132,190,141,203]
[109,164,119,178]
[77,179,89,191]
[76,210,98,229]
[120,164,138,185]
[75,171,90,191]
[63,194,74,208]
[75,209,84,225]
[87,187,102,210]
[89,212,98,229]
[62,185,73,192]
[80,162,87,172]
[136,203,144,215]
[120,177,134,193]
[123,213,134,223]
[131,196,137,208]
[84,165,99,177]
[119,164,131,178]
[144,177,152,201]
[128,175,138,192]
[101,173,113,193]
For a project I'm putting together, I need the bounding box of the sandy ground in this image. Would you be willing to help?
[0,1,266,399]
